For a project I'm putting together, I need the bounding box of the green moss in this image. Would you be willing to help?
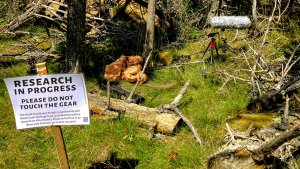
[227,113,276,132]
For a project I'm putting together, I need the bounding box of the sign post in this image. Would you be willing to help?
[37,62,69,169]
[4,62,90,169]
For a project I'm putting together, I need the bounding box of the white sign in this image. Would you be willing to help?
[4,74,90,129]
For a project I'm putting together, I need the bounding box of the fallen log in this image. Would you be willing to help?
[89,102,119,120]
[247,76,300,111]
[0,0,49,33]
[252,124,300,162]
[88,93,181,135]
[208,114,300,169]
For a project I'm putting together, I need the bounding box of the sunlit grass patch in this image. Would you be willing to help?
[0,38,26,54]
[227,113,276,132]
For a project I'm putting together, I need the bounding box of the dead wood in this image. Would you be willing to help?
[0,0,49,33]
[250,1,276,99]
[168,80,190,108]
[0,0,143,42]
[216,69,252,84]
[100,79,111,115]
[216,77,231,94]
[126,51,152,103]
[1,31,32,35]
[276,0,290,23]
[241,123,254,138]
[208,115,300,169]
[239,69,267,73]
[226,123,236,145]
[0,52,57,58]
[257,0,276,59]
[252,124,300,162]
[88,93,181,135]
[216,62,247,93]
[48,0,68,7]
[229,30,238,44]
[159,61,204,70]
[148,122,157,141]
[251,58,259,99]
[172,106,203,146]
[247,76,300,111]
[277,43,300,88]
[157,80,203,146]
[280,95,290,130]
[225,123,254,143]
[90,102,119,120]
[252,0,262,34]
[293,93,300,102]
[158,80,190,111]
[202,0,219,28]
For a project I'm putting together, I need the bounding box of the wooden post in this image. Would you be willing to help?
[51,126,70,169]
[36,62,70,169]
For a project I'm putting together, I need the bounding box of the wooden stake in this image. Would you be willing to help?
[51,126,70,169]
[36,62,70,169]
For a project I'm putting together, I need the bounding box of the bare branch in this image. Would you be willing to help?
[226,123,236,145]
[216,69,252,84]
[281,94,290,130]
[126,51,152,103]
[100,79,111,115]
[252,124,300,162]
[48,0,68,7]
[172,106,202,146]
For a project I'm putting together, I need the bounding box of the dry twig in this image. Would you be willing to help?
[100,79,111,115]
[126,51,152,103]
[157,80,203,146]
[226,123,236,145]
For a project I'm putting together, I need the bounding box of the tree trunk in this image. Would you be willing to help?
[252,0,263,34]
[143,0,155,68]
[217,0,222,16]
[88,93,181,134]
[66,0,87,73]
[203,0,219,28]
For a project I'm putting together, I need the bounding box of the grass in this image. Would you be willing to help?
[0,48,249,169]
[1,25,300,168]
[0,38,26,54]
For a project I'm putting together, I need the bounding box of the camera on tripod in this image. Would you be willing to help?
[207,32,219,37]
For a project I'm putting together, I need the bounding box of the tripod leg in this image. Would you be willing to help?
[210,48,213,68]
[201,46,210,60]
[226,45,237,55]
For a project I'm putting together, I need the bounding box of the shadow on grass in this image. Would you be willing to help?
[88,152,139,169]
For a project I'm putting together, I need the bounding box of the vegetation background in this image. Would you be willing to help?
[0,0,300,168]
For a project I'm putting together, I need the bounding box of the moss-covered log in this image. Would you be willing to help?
[88,93,181,134]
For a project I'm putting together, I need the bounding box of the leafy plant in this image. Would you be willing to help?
[54,41,66,55]
[122,126,134,141]
[168,150,179,161]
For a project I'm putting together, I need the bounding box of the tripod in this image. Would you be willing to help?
[220,28,236,55]
[201,36,219,68]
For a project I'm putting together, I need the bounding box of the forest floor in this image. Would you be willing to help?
[1,24,300,168]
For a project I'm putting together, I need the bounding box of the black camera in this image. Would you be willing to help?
[207,32,219,37]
